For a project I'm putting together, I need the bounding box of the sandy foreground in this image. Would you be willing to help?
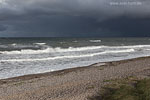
[0,57,150,100]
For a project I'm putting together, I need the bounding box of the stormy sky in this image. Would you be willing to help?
[0,0,150,37]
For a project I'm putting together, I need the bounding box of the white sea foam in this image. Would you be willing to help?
[0,45,149,55]
[11,43,17,46]
[73,41,78,43]
[0,46,105,55]
[0,49,134,62]
[34,43,46,45]
[109,45,150,49]
[90,40,101,42]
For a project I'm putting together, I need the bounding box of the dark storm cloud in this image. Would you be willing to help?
[0,25,7,31]
[99,17,150,37]
[0,0,150,37]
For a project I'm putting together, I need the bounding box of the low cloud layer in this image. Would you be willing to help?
[0,0,150,37]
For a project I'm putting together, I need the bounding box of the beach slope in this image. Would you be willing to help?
[0,57,150,100]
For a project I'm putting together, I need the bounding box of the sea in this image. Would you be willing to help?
[0,37,150,79]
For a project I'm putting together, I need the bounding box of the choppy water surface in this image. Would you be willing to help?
[0,38,150,79]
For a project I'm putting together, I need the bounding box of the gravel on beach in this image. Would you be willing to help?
[0,57,150,100]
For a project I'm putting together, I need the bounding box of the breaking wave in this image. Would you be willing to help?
[0,49,135,62]
[33,43,46,45]
[0,46,105,54]
[0,45,149,55]
[89,40,101,42]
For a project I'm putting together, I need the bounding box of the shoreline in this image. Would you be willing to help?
[0,56,150,100]
[0,56,150,83]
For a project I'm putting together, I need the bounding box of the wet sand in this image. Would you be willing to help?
[0,57,150,100]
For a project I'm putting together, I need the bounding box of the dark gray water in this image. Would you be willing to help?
[0,37,150,79]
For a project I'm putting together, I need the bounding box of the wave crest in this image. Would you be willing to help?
[0,45,149,55]
[90,40,101,42]
[0,46,105,55]
[0,48,134,62]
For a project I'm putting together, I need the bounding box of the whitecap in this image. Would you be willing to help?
[0,44,149,55]
[34,43,46,45]
[11,43,17,46]
[0,46,105,55]
[0,48,135,62]
[90,40,101,43]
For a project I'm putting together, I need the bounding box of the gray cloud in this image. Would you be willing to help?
[0,0,150,37]
[1,0,150,19]
[0,25,7,31]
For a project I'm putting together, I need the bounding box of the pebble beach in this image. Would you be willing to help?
[0,56,150,100]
